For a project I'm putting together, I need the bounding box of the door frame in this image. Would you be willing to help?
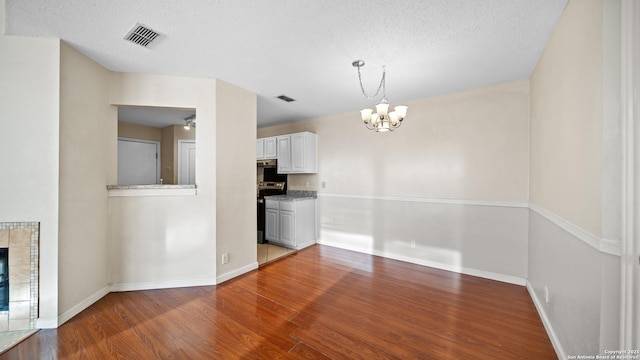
[620,0,639,350]
[117,137,161,185]
[177,140,196,185]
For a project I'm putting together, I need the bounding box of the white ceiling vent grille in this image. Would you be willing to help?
[123,23,163,48]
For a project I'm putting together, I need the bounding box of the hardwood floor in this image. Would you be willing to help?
[0,245,556,359]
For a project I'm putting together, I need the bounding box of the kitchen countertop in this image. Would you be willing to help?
[264,194,316,201]
[107,184,196,190]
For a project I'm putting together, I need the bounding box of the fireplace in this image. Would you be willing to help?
[0,249,7,312]
[0,223,39,331]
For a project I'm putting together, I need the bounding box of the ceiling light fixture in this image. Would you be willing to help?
[184,114,196,130]
[352,60,407,132]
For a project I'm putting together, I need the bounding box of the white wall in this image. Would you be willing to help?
[528,0,621,357]
[108,73,218,290]
[215,80,258,282]
[0,35,60,327]
[259,80,531,283]
[58,42,114,321]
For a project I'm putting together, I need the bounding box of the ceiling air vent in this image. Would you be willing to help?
[123,23,163,48]
[276,95,296,102]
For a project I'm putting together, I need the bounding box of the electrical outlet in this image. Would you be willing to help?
[410,240,416,249]
[321,181,327,189]
[544,286,550,303]
[222,253,229,264]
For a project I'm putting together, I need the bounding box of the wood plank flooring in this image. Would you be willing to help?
[0,245,557,359]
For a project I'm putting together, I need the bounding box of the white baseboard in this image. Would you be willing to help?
[55,285,111,328]
[526,281,564,360]
[110,277,217,292]
[216,262,258,284]
[36,317,59,329]
[317,239,526,286]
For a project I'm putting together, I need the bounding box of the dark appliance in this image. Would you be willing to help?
[257,168,287,243]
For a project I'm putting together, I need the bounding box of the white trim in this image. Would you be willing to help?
[317,192,529,208]
[526,281,565,360]
[108,187,197,197]
[56,286,111,328]
[316,240,526,286]
[528,203,621,256]
[110,277,217,292]
[318,193,620,256]
[216,262,259,284]
[36,317,59,329]
[620,0,640,350]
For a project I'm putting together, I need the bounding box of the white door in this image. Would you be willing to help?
[117,138,160,185]
[178,140,196,185]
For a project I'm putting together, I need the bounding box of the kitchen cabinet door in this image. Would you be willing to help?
[263,137,277,159]
[276,132,317,174]
[290,133,307,172]
[265,209,279,241]
[277,136,291,173]
[279,210,295,247]
[256,138,265,159]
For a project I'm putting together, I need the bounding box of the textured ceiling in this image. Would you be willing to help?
[4,0,568,128]
[118,106,196,128]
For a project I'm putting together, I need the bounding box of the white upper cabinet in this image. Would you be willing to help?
[256,138,264,159]
[276,132,317,174]
[263,137,277,158]
[276,136,291,172]
[256,136,278,159]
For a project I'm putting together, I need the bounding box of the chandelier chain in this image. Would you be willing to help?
[356,64,386,100]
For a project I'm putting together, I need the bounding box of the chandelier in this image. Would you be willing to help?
[352,60,407,132]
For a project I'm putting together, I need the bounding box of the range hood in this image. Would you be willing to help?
[257,159,276,168]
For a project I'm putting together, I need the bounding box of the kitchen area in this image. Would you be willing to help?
[256,132,318,265]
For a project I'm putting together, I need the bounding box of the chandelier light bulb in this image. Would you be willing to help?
[389,111,399,126]
[394,105,408,120]
[375,102,389,117]
[360,108,373,124]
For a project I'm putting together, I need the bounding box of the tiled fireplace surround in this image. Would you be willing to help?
[0,223,39,331]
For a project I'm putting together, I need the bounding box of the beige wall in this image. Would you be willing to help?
[528,0,621,357]
[0,35,60,327]
[259,80,530,202]
[58,42,114,317]
[108,73,218,288]
[161,125,174,184]
[530,0,603,237]
[117,121,162,142]
[216,80,257,278]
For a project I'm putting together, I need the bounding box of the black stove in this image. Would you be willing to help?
[257,167,287,243]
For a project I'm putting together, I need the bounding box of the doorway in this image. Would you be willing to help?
[178,140,196,185]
